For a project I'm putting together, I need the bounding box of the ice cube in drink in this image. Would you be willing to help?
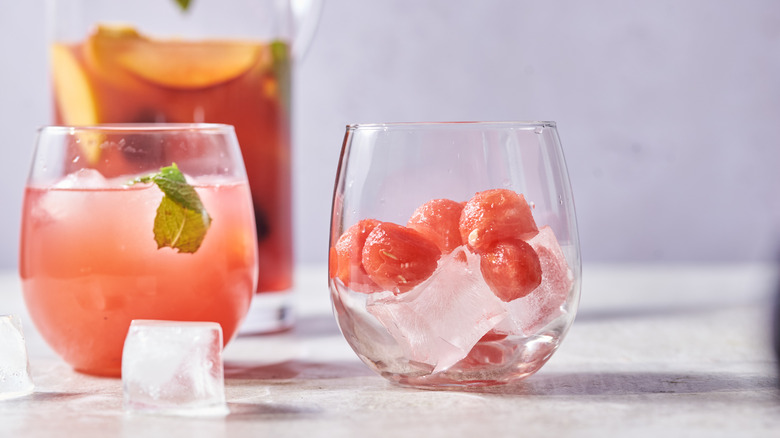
[367,247,507,372]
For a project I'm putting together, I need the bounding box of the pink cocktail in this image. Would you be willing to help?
[19,124,258,376]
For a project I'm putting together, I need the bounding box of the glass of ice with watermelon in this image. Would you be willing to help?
[19,124,258,377]
[329,121,581,389]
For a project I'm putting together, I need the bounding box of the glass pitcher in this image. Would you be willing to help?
[46,0,321,333]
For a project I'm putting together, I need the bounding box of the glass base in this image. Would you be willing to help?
[0,384,34,401]
[238,291,295,335]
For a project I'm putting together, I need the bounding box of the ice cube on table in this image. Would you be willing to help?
[122,320,228,416]
[501,226,574,335]
[367,247,508,373]
[0,315,34,400]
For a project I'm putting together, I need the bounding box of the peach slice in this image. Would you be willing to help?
[50,44,99,126]
[50,44,102,163]
[86,24,263,90]
[117,40,262,89]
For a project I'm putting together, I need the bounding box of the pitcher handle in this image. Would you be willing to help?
[290,0,323,60]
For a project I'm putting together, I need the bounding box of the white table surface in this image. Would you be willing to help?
[1,263,779,437]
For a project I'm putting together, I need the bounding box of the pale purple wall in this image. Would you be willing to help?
[1,0,778,268]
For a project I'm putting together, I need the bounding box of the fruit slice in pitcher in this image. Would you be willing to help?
[50,44,103,164]
[86,24,263,89]
[51,44,99,126]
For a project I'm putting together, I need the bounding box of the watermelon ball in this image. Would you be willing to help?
[362,222,441,293]
[459,189,538,253]
[407,198,465,254]
[330,219,383,293]
[479,239,542,302]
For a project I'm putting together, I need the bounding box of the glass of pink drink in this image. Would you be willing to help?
[20,124,258,377]
[329,122,581,389]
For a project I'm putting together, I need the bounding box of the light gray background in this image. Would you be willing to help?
[1,0,778,270]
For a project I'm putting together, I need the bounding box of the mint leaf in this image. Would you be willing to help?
[270,40,291,115]
[134,163,212,253]
[153,195,211,253]
[173,0,193,12]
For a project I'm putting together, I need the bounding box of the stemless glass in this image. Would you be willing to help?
[19,124,258,377]
[328,122,581,389]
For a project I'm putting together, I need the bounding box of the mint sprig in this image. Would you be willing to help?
[270,40,291,114]
[174,0,192,12]
[134,163,212,254]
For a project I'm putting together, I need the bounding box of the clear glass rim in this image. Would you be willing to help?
[38,123,235,135]
[346,121,557,131]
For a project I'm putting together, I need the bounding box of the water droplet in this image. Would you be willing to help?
[72,156,80,163]
[534,126,543,134]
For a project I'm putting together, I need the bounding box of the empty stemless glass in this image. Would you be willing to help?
[328,121,581,389]
[19,124,258,376]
